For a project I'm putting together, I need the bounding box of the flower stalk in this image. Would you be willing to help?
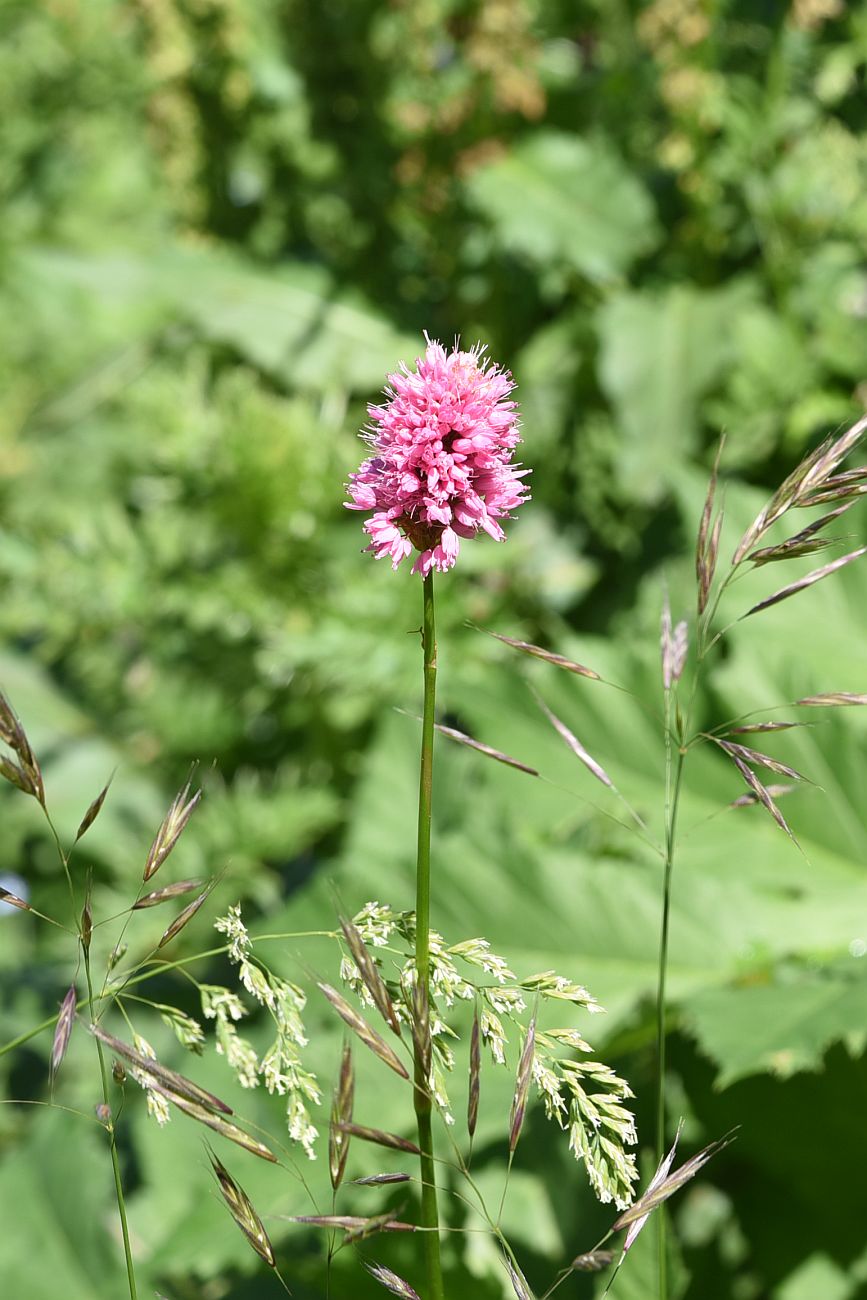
[413,571,445,1300]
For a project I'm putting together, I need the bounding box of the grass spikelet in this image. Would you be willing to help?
[796,692,867,707]
[467,1006,480,1141]
[208,1147,275,1267]
[292,1214,416,1235]
[80,875,93,955]
[503,1252,535,1300]
[318,982,409,1080]
[75,776,113,843]
[0,885,31,912]
[51,985,77,1081]
[744,546,867,618]
[344,1210,416,1245]
[509,1014,536,1155]
[727,754,796,840]
[133,879,204,909]
[365,1262,422,1299]
[661,595,688,689]
[727,721,803,734]
[144,781,202,881]
[329,1042,355,1190]
[482,628,600,679]
[433,721,540,777]
[696,437,724,613]
[335,1121,421,1155]
[89,1024,234,1114]
[157,884,213,948]
[0,690,44,804]
[147,1084,278,1160]
[340,916,402,1034]
[713,738,810,783]
[352,1172,411,1185]
[410,976,432,1082]
[571,1250,615,1272]
[731,782,795,808]
[533,691,614,790]
[612,1129,735,1249]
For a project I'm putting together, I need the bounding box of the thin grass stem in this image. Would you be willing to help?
[413,571,445,1300]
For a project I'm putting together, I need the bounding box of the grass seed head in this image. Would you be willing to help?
[51,985,77,1080]
[144,781,202,881]
[208,1148,276,1267]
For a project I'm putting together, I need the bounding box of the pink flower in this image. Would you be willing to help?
[345,335,529,575]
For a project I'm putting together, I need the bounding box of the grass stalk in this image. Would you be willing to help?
[84,945,138,1300]
[413,571,445,1300]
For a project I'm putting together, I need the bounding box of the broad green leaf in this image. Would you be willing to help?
[465,132,660,283]
[681,967,867,1088]
[597,282,755,502]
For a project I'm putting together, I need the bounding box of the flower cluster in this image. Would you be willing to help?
[346,336,529,576]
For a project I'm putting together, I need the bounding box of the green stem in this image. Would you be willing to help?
[84,946,138,1300]
[414,572,445,1300]
[655,694,687,1300]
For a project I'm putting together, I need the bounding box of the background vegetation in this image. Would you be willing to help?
[2,1,867,1296]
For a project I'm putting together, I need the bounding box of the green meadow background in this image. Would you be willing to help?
[2,2,867,1297]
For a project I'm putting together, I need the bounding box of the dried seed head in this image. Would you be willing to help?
[727,721,802,734]
[612,1127,734,1250]
[534,691,614,789]
[503,1253,535,1300]
[352,1172,411,1185]
[0,885,31,912]
[145,1082,277,1160]
[112,1059,127,1085]
[335,1121,421,1155]
[317,982,409,1080]
[571,1250,615,1272]
[80,876,93,955]
[696,438,724,613]
[0,691,44,804]
[144,782,202,882]
[432,721,539,777]
[365,1262,422,1299]
[796,692,867,707]
[483,629,601,680]
[344,1210,415,1246]
[75,776,113,843]
[731,782,794,809]
[133,879,204,909]
[208,1148,275,1267]
[340,916,402,1035]
[158,885,212,948]
[0,753,39,799]
[95,1103,112,1126]
[509,1015,537,1155]
[714,738,809,784]
[744,547,867,618]
[727,754,796,840]
[329,1042,355,1190]
[468,1006,481,1140]
[661,596,688,690]
[410,975,432,1082]
[51,985,77,1080]
[89,1023,233,1115]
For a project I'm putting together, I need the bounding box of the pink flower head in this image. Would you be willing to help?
[345,335,529,576]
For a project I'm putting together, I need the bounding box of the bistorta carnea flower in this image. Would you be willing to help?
[346,335,529,576]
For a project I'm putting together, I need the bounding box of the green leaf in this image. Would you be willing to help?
[465,132,660,283]
[597,282,755,502]
[682,967,867,1089]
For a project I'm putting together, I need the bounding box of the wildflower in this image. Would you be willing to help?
[346,336,529,575]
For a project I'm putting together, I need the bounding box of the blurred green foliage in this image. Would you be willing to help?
[2,1,867,1297]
